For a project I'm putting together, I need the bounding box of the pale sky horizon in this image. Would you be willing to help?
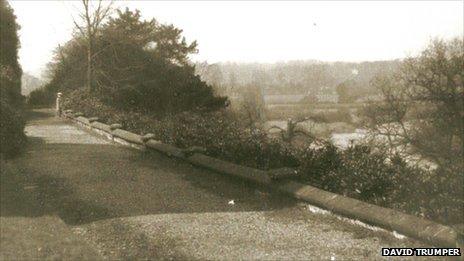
[8,0,464,77]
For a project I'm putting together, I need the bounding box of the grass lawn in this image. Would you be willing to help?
[0,160,102,260]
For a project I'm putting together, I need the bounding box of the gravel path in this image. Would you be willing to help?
[8,109,430,260]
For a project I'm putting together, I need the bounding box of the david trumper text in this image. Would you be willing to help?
[382,248,461,257]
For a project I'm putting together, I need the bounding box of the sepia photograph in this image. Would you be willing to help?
[0,0,463,259]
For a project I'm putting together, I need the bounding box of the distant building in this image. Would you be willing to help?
[315,93,339,103]
[355,94,384,103]
[264,94,305,104]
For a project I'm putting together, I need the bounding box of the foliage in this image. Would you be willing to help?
[63,88,462,224]
[295,142,462,224]
[298,145,401,202]
[151,112,298,170]
[0,0,25,158]
[43,8,226,115]
[0,0,22,106]
[365,38,463,167]
[27,87,54,107]
[387,158,463,224]
[359,38,464,224]
[62,89,297,170]
[52,13,462,225]
[0,98,26,158]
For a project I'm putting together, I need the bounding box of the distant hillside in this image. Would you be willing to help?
[195,60,401,97]
[21,72,43,95]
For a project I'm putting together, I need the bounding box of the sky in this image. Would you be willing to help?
[8,0,464,77]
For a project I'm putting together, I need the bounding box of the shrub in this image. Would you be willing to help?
[0,97,26,158]
[0,0,25,159]
[296,144,394,202]
[149,112,298,169]
[297,143,463,224]
[27,87,55,107]
[388,159,464,224]
[62,89,297,170]
[62,89,463,225]
[47,9,227,116]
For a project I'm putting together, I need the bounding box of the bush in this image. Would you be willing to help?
[62,89,297,170]
[0,0,25,158]
[296,144,463,224]
[0,97,26,158]
[47,9,227,116]
[27,87,55,107]
[388,159,463,224]
[149,112,298,169]
[62,89,463,225]
[296,144,396,203]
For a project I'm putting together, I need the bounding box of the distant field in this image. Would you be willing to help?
[264,102,367,143]
[263,94,306,104]
[265,103,364,122]
[267,102,365,110]
[265,120,357,139]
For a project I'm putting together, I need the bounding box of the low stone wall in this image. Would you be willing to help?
[145,140,185,159]
[187,153,271,184]
[61,109,461,248]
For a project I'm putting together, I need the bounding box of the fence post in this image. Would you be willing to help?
[56,92,62,117]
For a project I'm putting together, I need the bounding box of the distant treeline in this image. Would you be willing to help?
[195,60,400,97]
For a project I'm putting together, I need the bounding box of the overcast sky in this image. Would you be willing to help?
[9,0,464,77]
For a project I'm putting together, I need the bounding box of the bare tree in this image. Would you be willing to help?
[268,117,320,145]
[240,84,266,129]
[364,38,463,168]
[72,0,112,93]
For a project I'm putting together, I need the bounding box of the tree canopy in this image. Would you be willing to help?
[0,0,25,158]
[42,8,226,115]
[0,0,22,105]
[367,38,463,167]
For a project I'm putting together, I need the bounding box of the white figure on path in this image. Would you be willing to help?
[56,92,62,117]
